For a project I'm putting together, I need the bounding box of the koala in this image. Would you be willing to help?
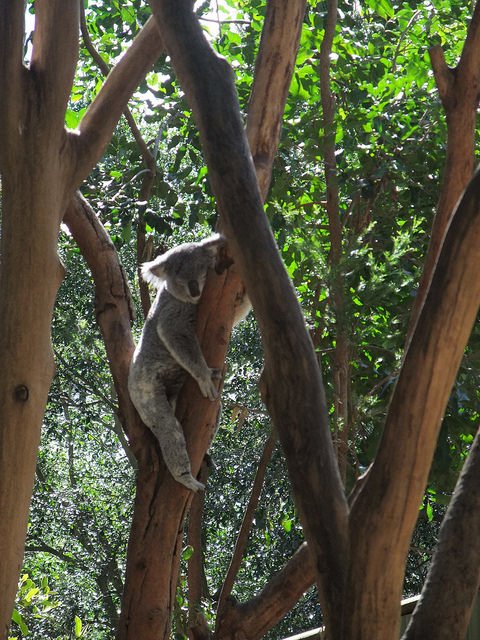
[128,234,225,492]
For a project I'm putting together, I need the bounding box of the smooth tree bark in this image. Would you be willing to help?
[408,1,480,333]
[0,5,164,635]
[147,1,349,637]
[345,165,480,639]
[0,3,79,633]
[403,425,480,640]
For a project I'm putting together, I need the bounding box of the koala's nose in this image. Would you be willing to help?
[188,280,201,298]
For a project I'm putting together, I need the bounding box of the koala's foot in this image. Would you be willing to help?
[177,472,205,493]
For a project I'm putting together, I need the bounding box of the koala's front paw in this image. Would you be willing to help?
[197,369,221,401]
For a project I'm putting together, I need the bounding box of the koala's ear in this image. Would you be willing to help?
[141,254,168,287]
[200,233,226,256]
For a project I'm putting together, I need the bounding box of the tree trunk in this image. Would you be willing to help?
[403,425,480,640]
[346,165,480,640]
[0,3,79,635]
[0,7,163,635]
[148,1,349,636]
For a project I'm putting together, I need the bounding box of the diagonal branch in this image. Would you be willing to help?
[62,192,145,447]
[148,0,348,633]
[216,433,277,624]
[79,3,157,317]
[217,543,316,640]
[69,16,164,188]
[408,0,480,334]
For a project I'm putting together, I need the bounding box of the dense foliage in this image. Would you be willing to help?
[10,0,479,637]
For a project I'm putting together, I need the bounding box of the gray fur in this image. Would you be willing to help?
[128,234,225,492]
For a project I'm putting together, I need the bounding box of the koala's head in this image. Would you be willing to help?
[141,233,225,304]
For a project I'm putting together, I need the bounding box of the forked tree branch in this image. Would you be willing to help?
[408,0,480,334]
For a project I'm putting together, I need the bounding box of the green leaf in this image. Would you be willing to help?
[281,516,292,533]
[11,609,29,636]
[75,615,83,638]
[182,545,194,561]
[426,502,433,522]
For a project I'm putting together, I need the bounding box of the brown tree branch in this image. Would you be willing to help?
[216,433,277,625]
[428,46,454,105]
[79,2,156,318]
[408,1,480,335]
[30,0,79,125]
[347,166,480,639]
[148,0,348,635]
[63,193,145,446]
[0,0,26,154]
[217,543,316,640]
[69,16,164,188]
[318,0,350,482]
[403,425,480,640]
[246,0,306,199]
[457,0,480,78]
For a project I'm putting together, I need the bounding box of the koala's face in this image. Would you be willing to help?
[164,244,216,303]
[142,234,225,304]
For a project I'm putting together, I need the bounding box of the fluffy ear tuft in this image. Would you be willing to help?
[141,255,168,287]
[200,233,226,255]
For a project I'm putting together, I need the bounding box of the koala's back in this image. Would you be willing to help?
[130,285,196,397]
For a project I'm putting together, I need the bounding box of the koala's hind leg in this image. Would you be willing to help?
[130,386,205,493]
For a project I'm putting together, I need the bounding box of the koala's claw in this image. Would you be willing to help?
[197,369,221,401]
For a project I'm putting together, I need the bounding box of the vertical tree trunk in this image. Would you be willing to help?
[0,3,79,635]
